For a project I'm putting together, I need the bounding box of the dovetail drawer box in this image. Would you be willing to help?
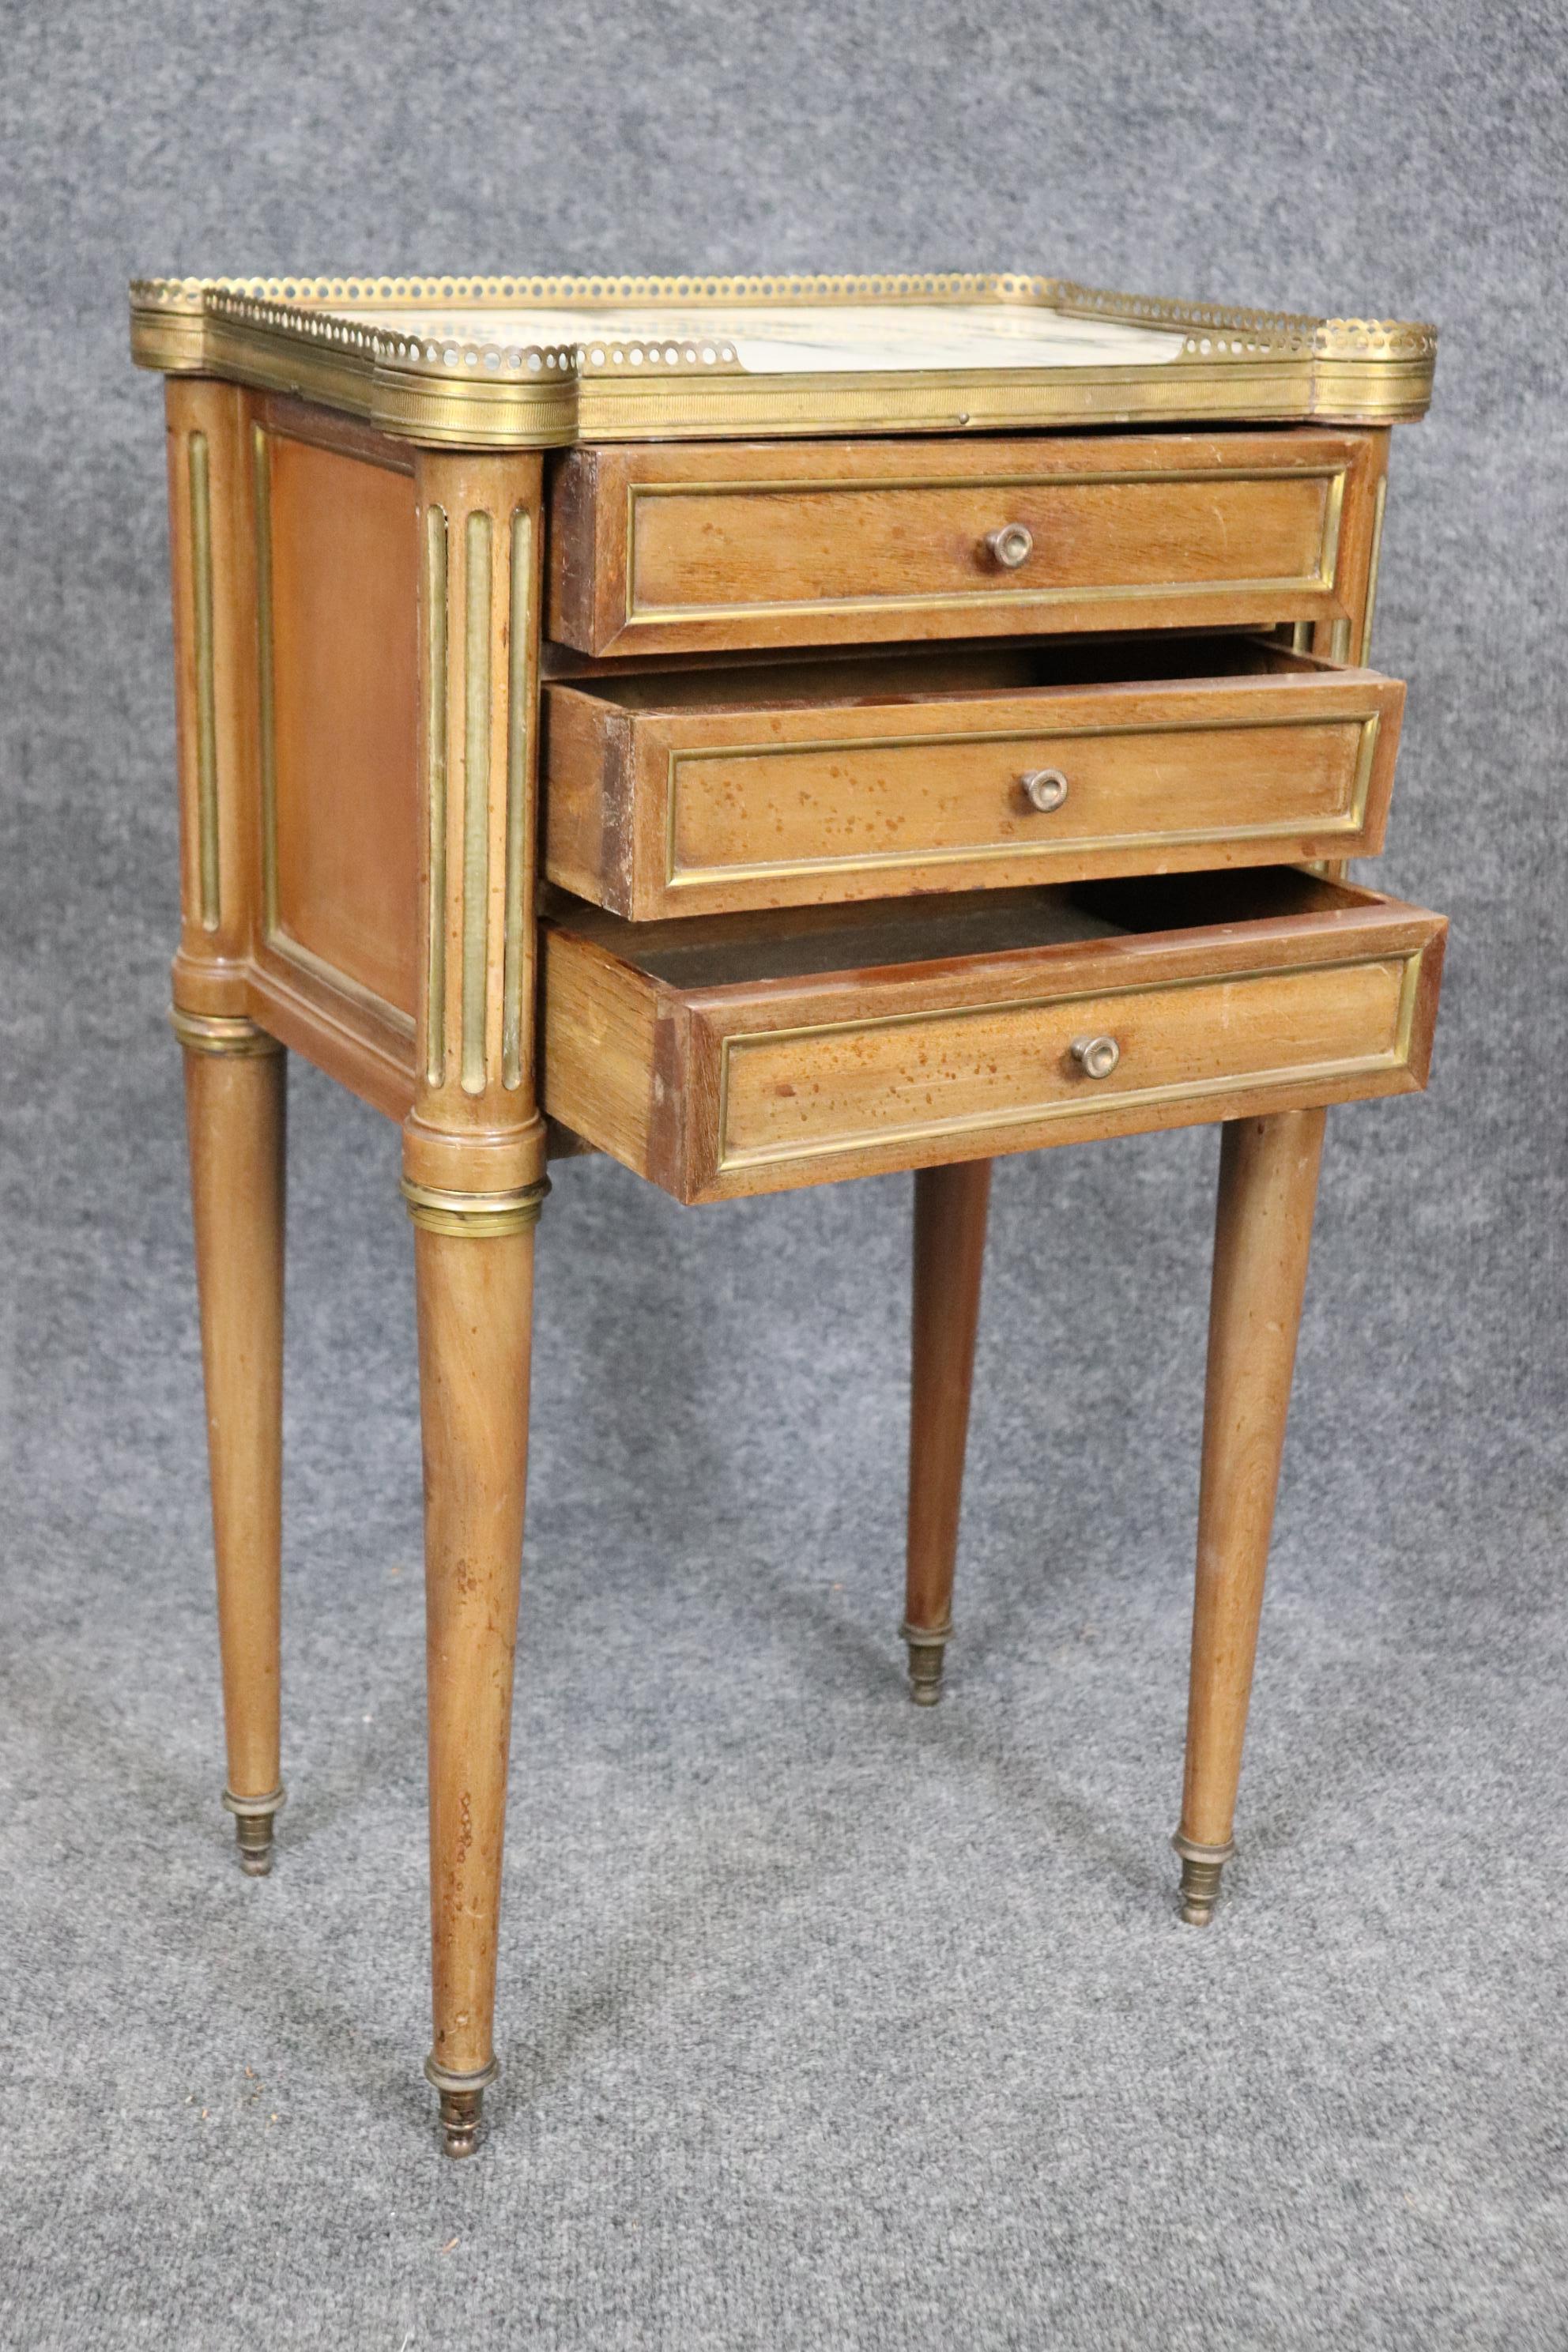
[541,638,1405,919]
[130,270,1443,2159]
[546,429,1387,658]
[541,871,1446,1203]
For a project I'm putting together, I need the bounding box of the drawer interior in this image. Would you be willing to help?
[548,631,1340,719]
[546,866,1381,990]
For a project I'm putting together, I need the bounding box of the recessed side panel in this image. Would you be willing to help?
[262,429,420,1019]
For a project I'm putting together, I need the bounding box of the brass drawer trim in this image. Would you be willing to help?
[714,951,1423,1173]
[624,463,1347,630]
[663,709,1383,892]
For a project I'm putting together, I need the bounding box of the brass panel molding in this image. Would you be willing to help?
[663,707,1383,891]
[714,951,1424,1174]
[130,274,1438,444]
[169,1007,284,1057]
[400,1176,550,1237]
[624,459,1348,635]
[251,424,279,934]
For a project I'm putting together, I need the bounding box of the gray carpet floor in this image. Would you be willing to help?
[4,2,1567,2344]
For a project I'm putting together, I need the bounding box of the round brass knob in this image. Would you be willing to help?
[985,522,1034,569]
[1070,1035,1121,1080]
[1021,768,1069,812]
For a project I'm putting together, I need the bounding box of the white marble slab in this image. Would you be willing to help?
[369,302,1189,373]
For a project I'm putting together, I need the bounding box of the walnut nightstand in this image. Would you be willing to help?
[130,272,1445,2156]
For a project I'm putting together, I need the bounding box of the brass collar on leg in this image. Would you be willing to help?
[169,1006,284,1057]
[222,1785,287,1819]
[400,1176,550,1238]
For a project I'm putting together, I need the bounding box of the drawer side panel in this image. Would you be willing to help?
[541,932,666,1180]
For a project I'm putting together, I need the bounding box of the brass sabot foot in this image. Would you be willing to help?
[424,2056,498,2158]
[223,1785,285,1878]
[900,1621,951,1707]
[1170,1831,1235,1927]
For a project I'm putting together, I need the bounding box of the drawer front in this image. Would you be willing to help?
[544,659,1404,918]
[548,430,1384,657]
[718,956,1414,1178]
[542,876,1446,1203]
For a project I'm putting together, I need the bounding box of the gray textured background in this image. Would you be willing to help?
[2,3,1566,2346]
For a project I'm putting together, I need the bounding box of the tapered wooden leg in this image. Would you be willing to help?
[411,1203,541,2155]
[903,1159,993,1705]
[176,1012,287,1876]
[1174,1108,1327,1924]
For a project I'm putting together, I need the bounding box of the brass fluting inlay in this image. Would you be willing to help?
[252,424,278,933]
[461,510,493,1096]
[400,1177,550,1238]
[423,505,450,1087]
[1358,475,1389,665]
[168,1006,283,1057]
[187,431,220,930]
[502,507,532,1091]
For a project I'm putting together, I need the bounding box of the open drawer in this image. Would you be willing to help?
[541,869,1446,1203]
[542,637,1404,920]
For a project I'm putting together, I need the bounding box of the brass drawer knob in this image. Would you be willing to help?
[985,522,1034,569]
[1021,767,1069,812]
[1070,1034,1121,1080]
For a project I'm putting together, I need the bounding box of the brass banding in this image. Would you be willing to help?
[400,1176,550,1237]
[169,1007,284,1057]
[1170,1831,1236,1866]
[222,1784,287,1819]
[424,2054,499,2097]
